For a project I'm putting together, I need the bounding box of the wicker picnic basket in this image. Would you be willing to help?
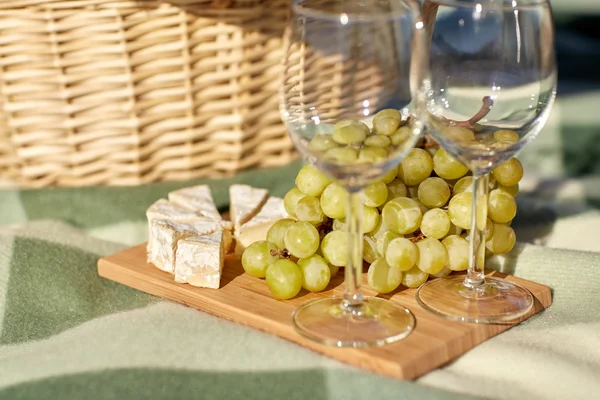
[0,0,297,188]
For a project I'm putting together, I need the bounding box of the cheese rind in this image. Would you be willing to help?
[147,219,221,273]
[236,196,289,253]
[168,185,222,221]
[175,231,224,289]
[146,199,204,249]
[229,184,269,231]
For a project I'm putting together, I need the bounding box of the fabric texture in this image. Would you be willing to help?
[2,63,600,400]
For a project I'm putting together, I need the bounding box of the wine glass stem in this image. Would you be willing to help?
[343,189,364,309]
[465,172,489,288]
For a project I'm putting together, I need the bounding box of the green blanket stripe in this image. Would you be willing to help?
[0,236,157,345]
[11,160,302,230]
[0,368,478,400]
[559,126,600,177]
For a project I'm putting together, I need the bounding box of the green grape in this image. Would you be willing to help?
[448,191,486,230]
[415,199,429,215]
[308,134,337,152]
[364,134,392,148]
[364,181,388,207]
[332,218,345,231]
[420,208,451,239]
[241,240,280,278]
[387,179,408,198]
[320,183,348,220]
[363,206,381,234]
[401,266,429,288]
[283,188,306,217]
[373,109,402,136]
[295,196,325,225]
[367,258,403,293]
[497,183,519,197]
[298,254,331,292]
[445,126,475,142]
[376,231,401,257]
[284,221,320,259]
[442,235,469,271]
[363,235,378,264]
[382,197,423,235]
[358,146,388,162]
[416,237,448,275]
[433,267,452,278]
[321,230,348,267]
[391,126,412,146]
[452,176,473,196]
[492,158,523,187]
[370,218,388,240]
[329,264,340,277]
[425,146,438,157]
[446,222,462,237]
[333,120,369,144]
[381,169,397,184]
[407,185,419,199]
[493,130,519,143]
[488,189,517,223]
[324,147,358,164]
[433,148,469,180]
[485,217,495,240]
[418,177,451,208]
[265,259,302,299]
[486,223,516,254]
[295,164,332,197]
[385,237,418,272]
[266,218,296,249]
[397,148,433,186]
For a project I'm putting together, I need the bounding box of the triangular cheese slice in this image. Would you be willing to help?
[168,185,222,221]
[147,218,221,274]
[168,185,234,250]
[235,197,289,253]
[146,198,201,222]
[229,184,269,231]
[146,199,207,251]
[175,231,224,289]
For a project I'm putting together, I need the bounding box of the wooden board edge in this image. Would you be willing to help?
[96,244,554,381]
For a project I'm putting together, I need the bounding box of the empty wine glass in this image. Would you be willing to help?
[280,0,426,346]
[415,0,557,323]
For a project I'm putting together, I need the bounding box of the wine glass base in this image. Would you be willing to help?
[292,296,415,348]
[416,276,534,324]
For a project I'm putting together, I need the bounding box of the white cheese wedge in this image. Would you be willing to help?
[146,199,204,251]
[235,196,289,253]
[168,185,222,221]
[167,185,236,253]
[174,231,225,289]
[147,219,221,274]
[229,184,269,232]
[146,198,201,221]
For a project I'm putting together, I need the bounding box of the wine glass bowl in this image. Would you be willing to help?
[416,0,557,323]
[421,0,556,171]
[281,0,425,187]
[280,0,425,347]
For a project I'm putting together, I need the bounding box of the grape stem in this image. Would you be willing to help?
[439,96,495,130]
[409,231,425,243]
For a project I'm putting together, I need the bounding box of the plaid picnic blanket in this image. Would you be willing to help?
[1,111,600,400]
[2,83,600,400]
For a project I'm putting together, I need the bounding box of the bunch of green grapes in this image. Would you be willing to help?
[307,109,413,165]
[241,109,523,299]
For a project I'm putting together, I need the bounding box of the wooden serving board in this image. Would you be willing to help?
[97,243,552,380]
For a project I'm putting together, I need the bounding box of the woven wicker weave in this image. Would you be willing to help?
[0,0,297,187]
